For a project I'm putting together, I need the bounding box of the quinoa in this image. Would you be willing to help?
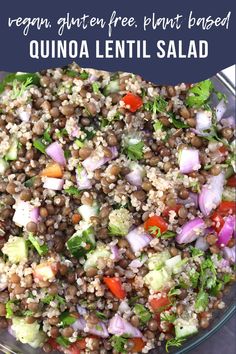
[0,65,235,354]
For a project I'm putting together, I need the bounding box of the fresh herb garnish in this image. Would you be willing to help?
[59,311,77,327]
[42,294,66,305]
[24,177,35,188]
[64,149,71,159]
[189,269,200,288]
[144,95,167,114]
[65,69,78,78]
[75,139,84,148]
[96,311,107,320]
[92,82,101,94]
[161,231,176,239]
[56,128,68,139]
[168,287,181,297]
[190,247,204,258]
[33,139,46,154]
[56,336,70,348]
[165,337,186,352]
[171,116,189,129]
[79,71,89,80]
[28,233,48,256]
[153,120,163,131]
[160,312,176,323]
[185,79,213,108]
[111,335,129,353]
[6,300,14,319]
[11,77,33,99]
[123,141,144,161]
[64,186,81,196]
[134,304,152,325]
[148,225,161,237]
[23,310,34,317]
[42,126,52,143]
[0,72,40,94]
[195,290,209,312]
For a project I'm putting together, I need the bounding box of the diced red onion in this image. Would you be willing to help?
[195,236,209,251]
[221,116,235,128]
[76,168,92,190]
[0,270,7,291]
[13,200,39,227]
[110,245,120,261]
[8,326,16,337]
[218,258,230,269]
[195,110,212,134]
[72,317,86,331]
[46,142,66,166]
[88,74,98,83]
[18,111,30,122]
[178,148,200,174]
[217,215,235,247]
[126,164,144,187]
[118,301,131,314]
[199,172,225,216]
[82,147,118,172]
[223,246,236,264]
[76,305,87,316]
[178,192,199,208]
[176,218,206,244]
[216,99,227,121]
[43,177,64,191]
[71,127,79,138]
[125,226,152,253]
[108,314,143,338]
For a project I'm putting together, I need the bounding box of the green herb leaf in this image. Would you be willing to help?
[166,337,186,352]
[23,310,34,317]
[6,300,14,319]
[33,139,46,154]
[80,71,89,80]
[168,287,181,297]
[0,72,40,94]
[24,177,35,188]
[160,312,176,323]
[75,139,84,148]
[43,126,52,143]
[189,269,200,288]
[190,247,204,258]
[11,77,33,99]
[123,141,144,161]
[153,120,163,131]
[42,294,65,305]
[28,233,48,256]
[96,311,107,320]
[59,311,77,327]
[92,82,101,94]
[148,225,161,237]
[111,335,129,353]
[56,336,70,348]
[65,70,78,78]
[161,231,176,239]
[134,304,152,325]
[56,128,68,139]
[64,186,81,196]
[195,289,209,312]
[186,79,214,108]
[144,96,167,114]
[171,116,189,129]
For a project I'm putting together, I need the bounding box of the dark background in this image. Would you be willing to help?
[0,0,235,84]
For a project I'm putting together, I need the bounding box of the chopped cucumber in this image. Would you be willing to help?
[165,255,182,274]
[0,158,8,174]
[5,139,18,161]
[222,187,236,201]
[66,227,95,258]
[148,250,171,270]
[103,80,119,96]
[2,236,28,263]
[78,204,98,222]
[144,268,172,291]
[83,245,111,271]
[108,208,132,236]
[175,318,198,339]
[12,317,45,348]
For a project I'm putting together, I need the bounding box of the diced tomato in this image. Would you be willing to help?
[162,205,182,218]
[227,175,236,188]
[219,146,228,155]
[33,261,58,281]
[41,162,63,178]
[149,294,171,313]
[155,313,174,334]
[210,211,225,233]
[129,338,145,352]
[103,277,126,300]
[67,339,87,354]
[217,201,236,216]
[47,338,59,350]
[144,215,168,236]
[122,93,143,112]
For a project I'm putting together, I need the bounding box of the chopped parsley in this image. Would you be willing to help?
[75,139,84,148]
[96,311,107,320]
[165,337,186,352]
[56,336,70,348]
[42,126,52,143]
[56,128,68,139]
[185,79,213,108]
[190,247,204,258]
[195,289,209,312]
[23,309,34,317]
[144,95,167,114]
[160,312,176,323]
[64,186,81,196]
[134,304,152,325]
[42,294,66,305]
[161,231,176,239]
[148,225,161,237]
[65,69,78,78]
[11,77,33,99]
[189,269,200,288]
[92,82,101,94]
[79,71,89,80]
[59,311,77,327]
[0,72,40,94]
[111,335,129,353]
[33,139,46,154]
[6,300,15,319]
[123,141,144,161]
[153,120,163,131]
[168,287,181,297]
[170,114,189,129]
[24,177,35,188]
[28,233,48,256]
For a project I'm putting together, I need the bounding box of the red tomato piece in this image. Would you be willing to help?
[103,277,126,300]
[122,93,143,112]
[67,339,87,354]
[219,146,228,155]
[129,338,145,352]
[144,215,168,236]
[217,201,236,216]
[46,338,59,350]
[210,211,225,233]
[162,205,182,218]
[227,175,236,188]
[149,294,171,312]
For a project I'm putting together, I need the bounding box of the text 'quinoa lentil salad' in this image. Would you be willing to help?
[0,64,235,354]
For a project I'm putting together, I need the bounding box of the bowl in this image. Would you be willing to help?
[0,69,235,354]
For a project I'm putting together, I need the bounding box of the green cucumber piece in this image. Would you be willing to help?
[144,268,172,291]
[175,318,198,339]
[148,250,171,270]
[0,158,8,174]
[84,246,111,271]
[103,80,119,96]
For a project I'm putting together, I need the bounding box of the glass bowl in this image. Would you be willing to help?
[0,69,235,354]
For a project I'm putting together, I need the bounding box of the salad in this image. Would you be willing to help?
[0,64,235,354]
